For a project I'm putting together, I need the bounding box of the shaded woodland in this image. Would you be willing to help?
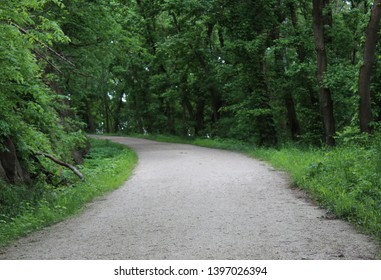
[1,0,381,184]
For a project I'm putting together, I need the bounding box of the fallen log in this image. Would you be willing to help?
[36,152,84,180]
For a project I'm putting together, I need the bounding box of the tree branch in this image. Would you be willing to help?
[36,152,84,180]
[10,22,76,67]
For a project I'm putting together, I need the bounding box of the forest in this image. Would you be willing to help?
[1,0,381,244]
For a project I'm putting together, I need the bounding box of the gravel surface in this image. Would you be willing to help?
[0,136,378,259]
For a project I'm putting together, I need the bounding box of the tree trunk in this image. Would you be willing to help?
[113,92,124,132]
[258,57,278,146]
[104,92,110,133]
[284,92,300,140]
[166,102,176,135]
[271,16,300,141]
[313,0,336,146]
[85,100,96,133]
[195,99,205,135]
[358,0,381,133]
[0,137,30,184]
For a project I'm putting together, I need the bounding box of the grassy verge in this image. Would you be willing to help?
[0,138,137,247]
[134,134,381,243]
[134,134,251,151]
[252,145,381,241]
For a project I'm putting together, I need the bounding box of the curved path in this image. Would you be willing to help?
[0,136,377,259]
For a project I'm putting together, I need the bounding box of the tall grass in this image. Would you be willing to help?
[0,138,137,247]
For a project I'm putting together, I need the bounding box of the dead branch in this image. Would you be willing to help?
[36,152,84,180]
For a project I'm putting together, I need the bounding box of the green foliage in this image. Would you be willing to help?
[36,0,379,148]
[2,0,381,247]
[3,0,378,147]
[250,145,323,184]
[0,1,102,245]
[254,140,381,241]
[301,143,381,237]
[1,0,85,179]
[0,138,137,247]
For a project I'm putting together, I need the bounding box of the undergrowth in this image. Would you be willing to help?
[0,138,137,247]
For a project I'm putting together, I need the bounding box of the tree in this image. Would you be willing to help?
[358,0,381,133]
[215,0,278,145]
[312,0,336,145]
[4,0,379,152]
[55,0,124,133]
[0,0,86,184]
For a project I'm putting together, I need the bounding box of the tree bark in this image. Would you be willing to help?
[313,0,336,146]
[358,0,381,133]
[0,137,30,183]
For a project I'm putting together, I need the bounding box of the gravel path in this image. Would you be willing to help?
[0,136,377,259]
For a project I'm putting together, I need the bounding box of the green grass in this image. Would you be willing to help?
[135,133,252,151]
[133,133,381,244]
[0,138,137,247]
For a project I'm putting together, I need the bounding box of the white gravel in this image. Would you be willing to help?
[0,136,378,259]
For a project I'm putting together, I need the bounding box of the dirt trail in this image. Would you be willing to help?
[0,136,377,259]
